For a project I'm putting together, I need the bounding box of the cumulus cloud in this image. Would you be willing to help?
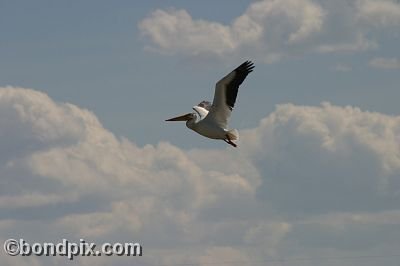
[139,0,324,62]
[138,9,236,56]
[139,0,400,62]
[357,0,400,27]
[0,87,261,265]
[369,57,400,69]
[1,87,400,265]
[241,102,400,214]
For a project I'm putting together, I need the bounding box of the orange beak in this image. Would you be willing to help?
[165,113,192,121]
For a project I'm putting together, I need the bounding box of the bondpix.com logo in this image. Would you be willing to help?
[4,238,142,260]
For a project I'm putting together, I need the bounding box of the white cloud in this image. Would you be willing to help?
[244,221,291,256]
[369,57,400,69]
[139,0,400,62]
[138,9,236,56]
[357,0,400,27]
[1,87,400,265]
[198,247,252,266]
[1,250,42,266]
[0,87,261,265]
[139,0,325,62]
[242,102,400,213]
[287,209,400,251]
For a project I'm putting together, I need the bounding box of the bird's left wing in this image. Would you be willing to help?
[204,61,254,128]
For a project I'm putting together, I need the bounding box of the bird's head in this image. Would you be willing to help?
[165,112,196,122]
[165,112,197,128]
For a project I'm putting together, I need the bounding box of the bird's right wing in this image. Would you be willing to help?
[204,61,254,128]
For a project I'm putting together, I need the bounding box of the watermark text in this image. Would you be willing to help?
[3,238,142,260]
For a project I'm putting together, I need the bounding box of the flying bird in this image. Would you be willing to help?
[166,60,255,147]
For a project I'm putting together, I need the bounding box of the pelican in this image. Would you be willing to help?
[166,61,254,147]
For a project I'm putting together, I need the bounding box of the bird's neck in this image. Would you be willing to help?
[186,119,196,130]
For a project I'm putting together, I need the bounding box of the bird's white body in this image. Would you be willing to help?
[189,120,227,139]
[186,107,230,139]
[166,61,254,147]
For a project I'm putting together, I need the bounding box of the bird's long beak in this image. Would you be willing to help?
[165,113,192,121]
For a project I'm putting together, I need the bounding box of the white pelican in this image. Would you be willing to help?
[166,60,254,147]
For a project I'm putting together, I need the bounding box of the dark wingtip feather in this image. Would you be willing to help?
[243,60,255,72]
[224,60,255,110]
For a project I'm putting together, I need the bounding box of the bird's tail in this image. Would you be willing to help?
[227,129,239,141]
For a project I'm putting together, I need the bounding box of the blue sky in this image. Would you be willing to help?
[1,0,399,149]
[0,0,251,148]
[1,1,400,266]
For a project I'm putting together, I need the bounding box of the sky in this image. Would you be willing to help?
[1,0,400,265]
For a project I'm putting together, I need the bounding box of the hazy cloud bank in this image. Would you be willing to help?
[139,0,400,62]
[1,87,399,265]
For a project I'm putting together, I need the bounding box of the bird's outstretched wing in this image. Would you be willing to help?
[204,61,254,128]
